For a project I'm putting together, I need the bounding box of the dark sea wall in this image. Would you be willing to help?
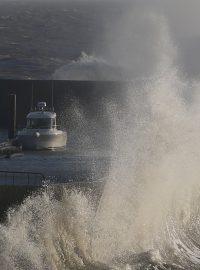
[0,80,127,148]
[0,80,126,127]
[0,185,39,220]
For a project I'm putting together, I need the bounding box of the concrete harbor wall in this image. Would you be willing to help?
[0,80,127,149]
[0,185,39,220]
[0,80,126,128]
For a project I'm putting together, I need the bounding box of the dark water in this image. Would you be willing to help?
[0,1,125,80]
[0,129,110,183]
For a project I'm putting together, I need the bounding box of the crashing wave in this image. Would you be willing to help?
[53,52,126,81]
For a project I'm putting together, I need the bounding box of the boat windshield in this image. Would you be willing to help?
[27,118,55,129]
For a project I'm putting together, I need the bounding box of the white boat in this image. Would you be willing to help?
[17,102,67,150]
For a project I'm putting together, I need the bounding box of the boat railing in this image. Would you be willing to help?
[0,170,45,186]
[31,106,54,112]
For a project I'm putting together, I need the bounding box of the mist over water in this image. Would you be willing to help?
[2,9,200,270]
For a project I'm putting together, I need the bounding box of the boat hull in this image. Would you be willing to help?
[17,130,67,150]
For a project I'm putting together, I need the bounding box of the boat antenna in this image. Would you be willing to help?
[51,80,54,112]
[31,81,34,111]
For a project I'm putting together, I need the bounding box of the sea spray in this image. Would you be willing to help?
[91,18,200,268]
[0,188,99,270]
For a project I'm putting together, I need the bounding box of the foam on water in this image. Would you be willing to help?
[2,12,200,270]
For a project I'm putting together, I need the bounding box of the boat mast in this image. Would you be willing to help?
[8,94,16,140]
[51,80,54,112]
[31,82,34,111]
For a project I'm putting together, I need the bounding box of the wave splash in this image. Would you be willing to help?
[93,20,200,270]
[0,188,192,270]
[53,52,125,81]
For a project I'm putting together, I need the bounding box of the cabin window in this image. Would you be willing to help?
[27,118,53,129]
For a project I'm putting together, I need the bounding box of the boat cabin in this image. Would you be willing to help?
[26,102,57,130]
[17,100,67,150]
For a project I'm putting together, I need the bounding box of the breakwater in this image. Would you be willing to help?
[0,80,125,127]
[0,80,127,149]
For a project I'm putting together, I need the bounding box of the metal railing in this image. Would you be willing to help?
[0,170,45,186]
